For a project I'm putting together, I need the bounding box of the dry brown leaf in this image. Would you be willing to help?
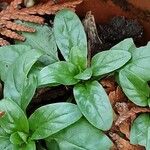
[109,86,126,105]
[0,38,9,46]
[115,102,130,115]
[109,132,144,150]
[115,106,150,126]
[119,120,130,139]
[113,102,150,141]
[100,77,116,93]
[0,28,25,41]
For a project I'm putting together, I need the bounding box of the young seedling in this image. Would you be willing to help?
[0,46,82,148]
[37,9,131,131]
[2,9,150,150]
[111,39,150,107]
[0,44,112,149]
[130,113,150,150]
[0,99,82,149]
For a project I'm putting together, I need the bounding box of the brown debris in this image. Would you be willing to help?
[0,0,82,45]
[0,2,8,11]
[0,38,9,46]
[109,132,144,150]
[5,21,35,32]
[101,77,116,94]
[0,111,5,117]
[100,76,149,149]
[0,28,25,41]
[119,120,130,139]
[82,11,102,65]
[115,106,150,126]
[100,77,127,106]
[109,86,126,105]
[115,102,130,115]
[112,102,150,139]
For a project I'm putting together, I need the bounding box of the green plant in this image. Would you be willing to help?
[0,10,113,149]
[46,118,113,150]
[0,45,113,149]
[110,38,150,149]
[1,8,150,150]
[0,99,82,149]
[130,113,150,150]
[110,38,150,107]
[0,46,81,149]
[37,9,131,131]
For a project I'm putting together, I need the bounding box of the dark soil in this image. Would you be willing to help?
[27,85,73,116]
[103,0,150,21]
[93,16,143,55]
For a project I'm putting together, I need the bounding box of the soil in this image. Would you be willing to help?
[95,16,143,55]
[102,0,150,21]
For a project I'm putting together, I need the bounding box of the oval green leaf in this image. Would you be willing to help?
[10,132,28,145]
[4,49,43,111]
[54,9,87,61]
[0,127,14,150]
[0,44,31,81]
[0,99,29,134]
[38,61,79,86]
[29,103,82,140]
[69,46,87,70]
[130,113,150,150]
[119,68,150,106]
[46,118,113,150]
[124,42,150,81]
[110,38,136,52]
[74,68,92,80]
[91,50,131,76]
[73,81,113,130]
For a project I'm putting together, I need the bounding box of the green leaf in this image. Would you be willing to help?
[16,21,59,65]
[14,140,36,150]
[21,141,36,150]
[73,81,113,130]
[0,99,29,134]
[69,46,87,70]
[46,118,113,150]
[74,68,92,80]
[110,38,136,52]
[46,140,59,150]
[91,50,131,76]
[20,74,37,111]
[124,42,150,81]
[130,113,150,150]
[10,132,28,145]
[0,127,9,139]
[38,61,79,86]
[0,127,14,150]
[0,44,31,81]
[54,9,87,61]
[119,68,150,106]
[29,103,82,140]
[4,49,43,110]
